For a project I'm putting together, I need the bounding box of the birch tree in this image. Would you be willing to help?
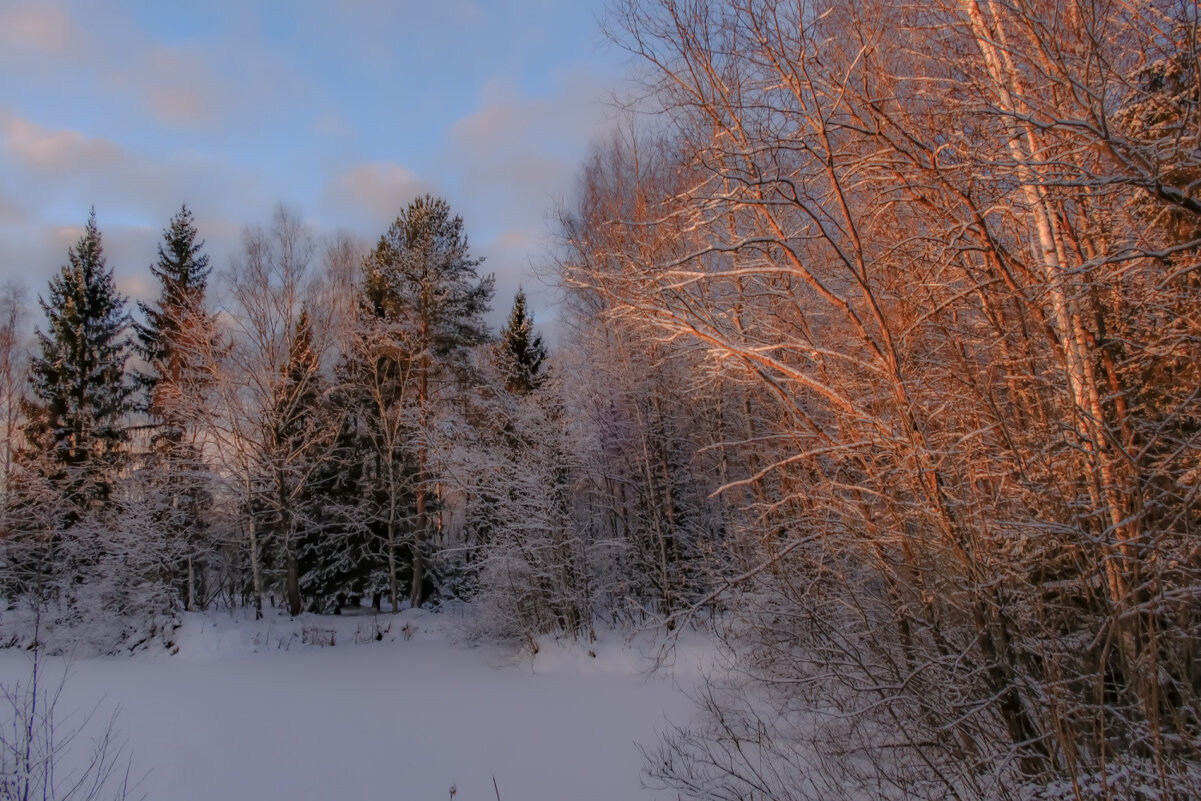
[566,0,1201,796]
[207,207,338,618]
[0,282,27,498]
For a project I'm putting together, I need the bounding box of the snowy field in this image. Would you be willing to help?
[0,610,707,801]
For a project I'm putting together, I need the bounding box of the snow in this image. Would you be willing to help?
[0,609,707,801]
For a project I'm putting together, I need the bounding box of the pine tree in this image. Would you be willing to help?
[133,205,216,610]
[360,194,494,608]
[23,209,133,505]
[495,289,547,394]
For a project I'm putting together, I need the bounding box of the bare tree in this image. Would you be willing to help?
[339,314,418,612]
[455,351,594,645]
[0,613,139,801]
[204,206,339,618]
[0,281,27,499]
[562,0,1201,796]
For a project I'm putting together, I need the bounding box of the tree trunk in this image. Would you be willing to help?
[387,519,399,613]
[286,549,301,617]
[411,478,426,609]
[247,517,263,620]
[410,329,430,609]
[186,556,195,612]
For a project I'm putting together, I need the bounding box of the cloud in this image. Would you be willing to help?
[111,38,309,134]
[0,219,160,313]
[0,114,125,172]
[115,271,158,307]
[318,162,436,231]
[445,71,614,222]
[0,3,83,57]
[451,0,485,24]
[139,47,226,128]
[0,3,309,135]
[0,110,267,221]
[496,229,538,250]
[476,226,561,342]
[0,189,26,225]
[435,71,613,314]
[435,69,621,333]
[0,108,267,301]
[315,113,355,142]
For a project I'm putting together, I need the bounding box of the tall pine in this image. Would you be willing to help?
[24,209,133,505]
[360,194,494,607]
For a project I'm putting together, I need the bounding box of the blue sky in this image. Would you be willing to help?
[0,0,631,329]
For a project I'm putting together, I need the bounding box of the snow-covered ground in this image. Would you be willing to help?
[0,609,707,801]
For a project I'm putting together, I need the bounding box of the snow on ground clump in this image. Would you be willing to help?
[0,608,705,801]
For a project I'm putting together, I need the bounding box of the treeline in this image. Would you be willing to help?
[0,193,726,655]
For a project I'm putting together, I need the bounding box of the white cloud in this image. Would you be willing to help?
[0,110,264,299]
[0,114,124,172]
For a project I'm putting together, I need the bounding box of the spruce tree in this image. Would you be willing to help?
[133,205,216,609]
[495,288,547,394]
[24,209,132,504]
[296,380,372,613]
[271,309,325,617]
[135,204,214,430]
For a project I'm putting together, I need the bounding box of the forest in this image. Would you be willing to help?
[1,0,1199,799]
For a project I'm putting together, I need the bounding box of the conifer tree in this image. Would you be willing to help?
[296,381,372,613]
[270,308,326,617]
[359,194,494,608]
[495,289,547,394]
[11,213,182,642]
[135,204,214,427]
[133,205,216,609]
[334,332,418,613]
[23,209,132,505]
